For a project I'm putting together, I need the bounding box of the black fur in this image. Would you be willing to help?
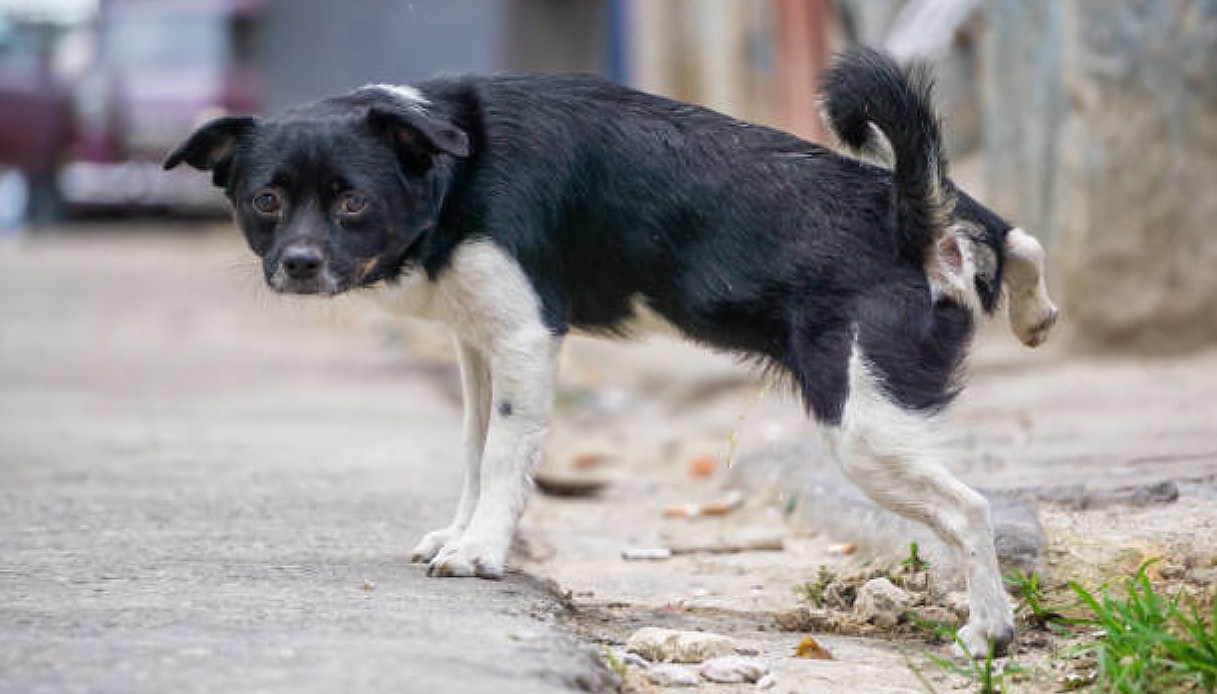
[821,48,953,266]
[165,51,1017,424]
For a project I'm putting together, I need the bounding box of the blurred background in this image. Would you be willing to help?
[2,0,1214,350]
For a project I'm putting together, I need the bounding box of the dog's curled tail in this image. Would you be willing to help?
[820,48,953,264]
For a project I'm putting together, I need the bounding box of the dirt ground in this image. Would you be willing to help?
[514,311,1217,692]
[2,225,1216,693]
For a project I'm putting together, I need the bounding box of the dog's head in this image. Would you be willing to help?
[164,86,469,295]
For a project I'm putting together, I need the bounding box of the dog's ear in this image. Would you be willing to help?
[163,116,257,188]
[366,104,469,163]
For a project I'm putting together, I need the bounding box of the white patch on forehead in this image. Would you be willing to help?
[365,83,429,109]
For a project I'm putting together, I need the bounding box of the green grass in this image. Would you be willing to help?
[1069,561,1216,693]
[910,562,1215,693]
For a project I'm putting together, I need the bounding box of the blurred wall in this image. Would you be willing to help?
[986,0,1217,351]
[264,0,610,113]
[264,0,502,112]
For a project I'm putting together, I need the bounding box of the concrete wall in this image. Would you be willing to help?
[986,0,1217,351]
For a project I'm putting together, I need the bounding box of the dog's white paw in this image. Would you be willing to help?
[426,534,508,579]
[1012,301,1058,348]
[410,526,463,564]
[954,614,1016,659]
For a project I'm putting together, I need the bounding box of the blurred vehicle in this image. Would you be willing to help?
[0,16,75,224]
[61,0,266,215]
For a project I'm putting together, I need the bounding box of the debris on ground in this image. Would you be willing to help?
[533,470,609,498]
[663,490,744,518]
[625,627,736,663]
[793,635,833,660]
[697,655,769,683]
[826,542,857,556]
[668,534,784,555]
[687,454,718,478]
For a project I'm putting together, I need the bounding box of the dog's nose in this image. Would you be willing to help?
[281,246,324,280]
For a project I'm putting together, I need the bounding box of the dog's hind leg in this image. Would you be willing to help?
[819,350,1015,658]
[1004,228,1058,347]
[410,338,491,563]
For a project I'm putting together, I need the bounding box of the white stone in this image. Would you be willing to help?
[625,627,736,664]
[853,577,912,629]
[697,656,769,684]
[646,663,701,687]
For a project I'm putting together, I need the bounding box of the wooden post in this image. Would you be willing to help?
[774,0,832,142]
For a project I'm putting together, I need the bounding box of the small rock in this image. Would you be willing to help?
[756,673,777,689]
[698,656,769,683]
[626,627,736,664]
[854,578,912,629]
[647,663,701,687]
[944,591,970,620]
[773,607,838,632]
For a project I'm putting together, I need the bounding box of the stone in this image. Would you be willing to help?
[854,578,913,628]
[697,656,769,684]
[646,664,701,687]
[625,627,736,664]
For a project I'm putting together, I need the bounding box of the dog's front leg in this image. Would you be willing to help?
[427,328,559,579]
[411,338,491,563]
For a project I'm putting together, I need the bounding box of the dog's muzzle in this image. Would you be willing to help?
[268,244,342,295]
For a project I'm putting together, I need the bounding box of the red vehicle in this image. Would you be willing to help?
[0,17,75,223]
[61,0,266,213]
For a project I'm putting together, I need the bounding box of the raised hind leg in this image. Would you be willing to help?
[1004,228,1058,347]
[819,349,1015,658]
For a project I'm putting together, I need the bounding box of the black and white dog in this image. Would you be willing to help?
[166,49,1057,657]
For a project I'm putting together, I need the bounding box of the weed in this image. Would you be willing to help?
[903,541,931,574]
[600,646,627,679]
[794,565,835,608]
[1004,570,1069,630]
[1070,560,1217,693]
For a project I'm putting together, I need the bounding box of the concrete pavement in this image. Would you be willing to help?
[0,228,612,694]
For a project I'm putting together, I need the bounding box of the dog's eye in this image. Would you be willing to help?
[337,192,369,217]
[251,189,282,217]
